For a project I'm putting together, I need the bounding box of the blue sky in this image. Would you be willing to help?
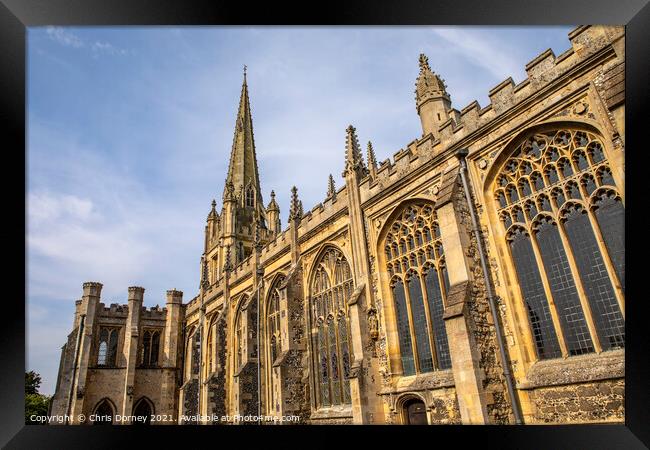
[27,26,574,395]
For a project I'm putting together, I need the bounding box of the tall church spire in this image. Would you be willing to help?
[224,67,265,222]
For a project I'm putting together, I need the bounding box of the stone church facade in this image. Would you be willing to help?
[50,25,625,425]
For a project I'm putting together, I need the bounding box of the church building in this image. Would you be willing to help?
[50,25,625,425]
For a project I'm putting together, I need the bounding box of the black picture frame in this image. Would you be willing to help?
[2,0,647,448]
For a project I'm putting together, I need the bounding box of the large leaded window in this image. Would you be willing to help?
[384,201,451,376]
[234,297,248,370]
[310,247,353,408]
[266,275,285,413]
[97,327,119,367]
[495,128,624,360]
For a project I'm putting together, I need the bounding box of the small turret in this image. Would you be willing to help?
[415,53,452,138]
[266,190,281,235]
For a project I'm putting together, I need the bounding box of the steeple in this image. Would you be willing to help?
[224,67,266,222]
[415,53,452,138]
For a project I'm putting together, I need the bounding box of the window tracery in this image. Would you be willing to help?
[310,247,353,408]
[495,128,624,360]
[97,327,119,367]
[139,329,160,367]
[266,275,285,412]
[383,201,451,376]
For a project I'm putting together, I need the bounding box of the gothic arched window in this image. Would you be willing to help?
[383,202,451,376]
[266,275,285,413]
[140,329,161,367]
[234,297,247,370]
[245,185,255,208]
[496,128,624,360]
[132,397,154,425]
[97,327,119,367]
[310,247,353,408]
[92,399,115,425]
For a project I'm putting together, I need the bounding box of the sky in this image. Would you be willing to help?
[27,25,574,395]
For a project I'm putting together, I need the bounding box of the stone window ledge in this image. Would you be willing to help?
[310,405,353,420]
[379,369,455,395]
[518,349,624,390]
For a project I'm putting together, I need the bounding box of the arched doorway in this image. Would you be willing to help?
[92,399,115,425]
[132,397,154,425]
[403,397,428,425]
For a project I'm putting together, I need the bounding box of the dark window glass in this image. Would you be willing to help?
[527,203,538,221]
[560,159,573,178]
[424,269,452,369]
[594,195,625,292]
[329,320,341,405]
[553,190,565,208]
[531,173,545,191]
[582,176,597,196]
[339,317,351,403]
[508,186,519,202]
[546,166,559,184]
[509,229,562,359]
[563,207,624,350]
[599,167,616,187]
[497,192,507,209]
[539,195,552,212]
[514,208,525,223]
[590,143,605,163]
[318,326,330,406]
[535,220,594,355]
[575,152,589,171]
[408,276,433,373]
[520,179,532,197]
[567,183,581,200]
[392,279,415,375]
[502,213,513,229]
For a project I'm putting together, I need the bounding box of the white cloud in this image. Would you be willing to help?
[45,26,130,56]
[432,28,523,82]
[45,26,84,48]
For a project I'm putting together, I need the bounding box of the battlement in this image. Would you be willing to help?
[95,301,168,319]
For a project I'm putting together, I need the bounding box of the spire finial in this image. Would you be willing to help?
[201,257,209,290]
[289,186,301,222]
[326,174,337,199]
[267,189,280,212]
[367,141,378,179]
[343,125,366,178]
[211,199,217,209]
[223,245,233,274]
[243,64,247,81]
[418,53,431,73]
[254,219,263,252]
